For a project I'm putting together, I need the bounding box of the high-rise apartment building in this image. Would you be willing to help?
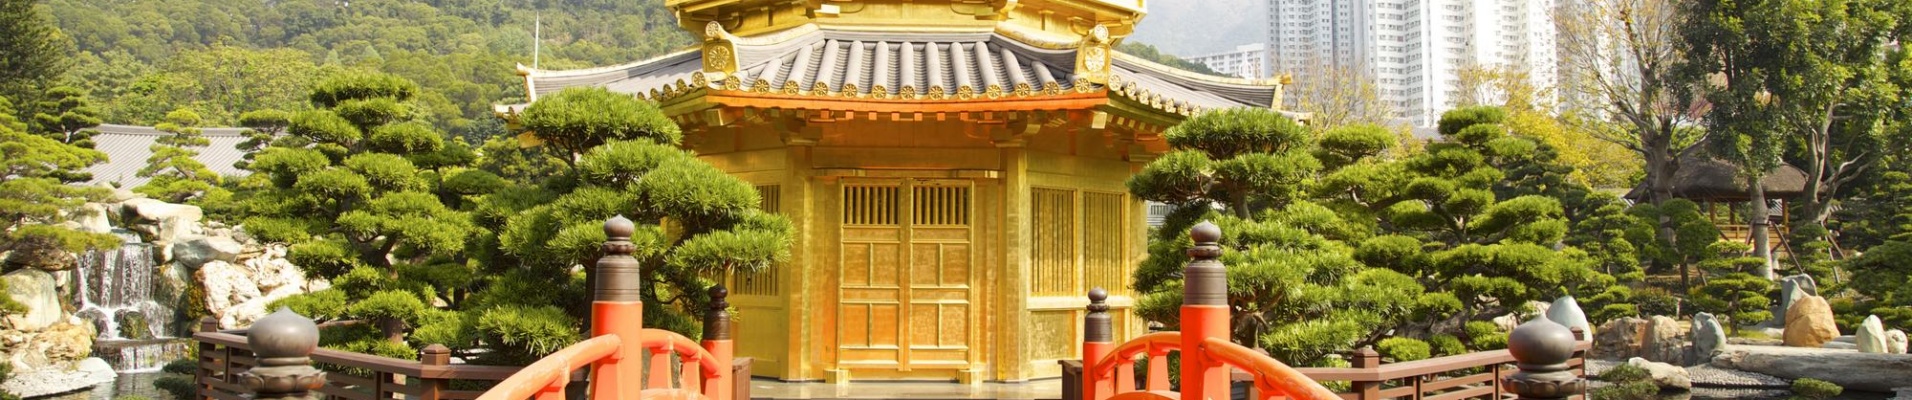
[1186,43,1274,79]
[1266,0,1558,126]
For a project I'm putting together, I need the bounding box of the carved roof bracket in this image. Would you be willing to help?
[702,22,742,81]
[1073,24,1112,85]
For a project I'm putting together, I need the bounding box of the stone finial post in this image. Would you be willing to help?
[1082,288,1113,400]
[1180,221,1230,400]
[590,216,645,398]
[1502,319,1586,400]
[701,285,734,399]
[236,308,325,400]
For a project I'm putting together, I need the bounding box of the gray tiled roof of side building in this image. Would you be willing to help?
[82,124,256,188]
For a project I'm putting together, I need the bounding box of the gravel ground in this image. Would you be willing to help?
[1587,359,1788,388]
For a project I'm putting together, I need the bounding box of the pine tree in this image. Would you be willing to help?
[136,109,221,202]
[0,95,117,267]
[0,0,71,119]
[31,86,103,148]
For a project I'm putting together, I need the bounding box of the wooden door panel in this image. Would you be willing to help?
[837,181,976,377]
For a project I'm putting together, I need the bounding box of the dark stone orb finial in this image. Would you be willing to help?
[708,284,730,310]
[249,307,319,366]
[604,215,636,239]
[1508,318,1575,371]
[1189,221,1222,243]
[1087,287,1108,303]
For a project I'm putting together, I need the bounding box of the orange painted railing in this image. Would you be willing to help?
[474,217,737,400]
[1081,222,1340,400]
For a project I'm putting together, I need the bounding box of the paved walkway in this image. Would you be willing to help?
[746,379,1063,400]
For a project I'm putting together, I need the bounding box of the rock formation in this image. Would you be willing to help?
[1856,315,1889,353]
[1545,295,1592,337]
[1713,345,1912,392]
[1691,312,1728,364]
[1783,295,1839,348]
[1594,315,1688,363]
[1886,329,1907,354]
[1626,357,1693,390]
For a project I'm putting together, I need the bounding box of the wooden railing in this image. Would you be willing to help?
[194,217,751,400]
[1067,222,1591,400]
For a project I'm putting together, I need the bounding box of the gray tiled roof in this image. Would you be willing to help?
[82,124,255,188]
[512,28,1283,115]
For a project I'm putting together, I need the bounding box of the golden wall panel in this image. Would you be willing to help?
[1032,188,1077,296]
[842,228,902,241]
[1029,310,1079,361]
[813,147,1002,170]
[1083,191,1128,295]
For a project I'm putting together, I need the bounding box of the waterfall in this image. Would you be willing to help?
[72,236,171,340]
[74,230,190,372]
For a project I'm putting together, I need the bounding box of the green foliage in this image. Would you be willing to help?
[1591,380,1659,400]
[0,0,71,118]
[1599,363,1652,383]
[1375,337,1431,362]
[0,102,117,260]
[1790,378,1844,400]
[1115,42,1225,76]
[137,109,223,202]
[1464,321,1508,350]
[1690,273,1776,331]
[519,87,682,161]
[31,86,102,148]
[1839,241,1912,328]
[1426,334,1465,357]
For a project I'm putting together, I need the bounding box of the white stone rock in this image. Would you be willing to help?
[2,269,61,331]
[1626,357,1693,390]
[222,285,306,329]
[172,234,245,269]
[0,357,116,398]
[1887,329,1908,354]
[73,202,114,233]
[197,260,261,321]
[1546,295,1592,337]
[1713,345,1912,392]
[1693,312,1729,363]
[1858,315,1890,353]
[243,245,306,292]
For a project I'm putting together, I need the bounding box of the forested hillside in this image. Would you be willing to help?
[45,0,691,138]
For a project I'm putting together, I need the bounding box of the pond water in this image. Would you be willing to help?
[29,372,169,400]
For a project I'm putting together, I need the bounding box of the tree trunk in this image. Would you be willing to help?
[1748,174,1775,280]
[1645,136,1687,289]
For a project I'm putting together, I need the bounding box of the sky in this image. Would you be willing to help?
[1128,0,1264,57]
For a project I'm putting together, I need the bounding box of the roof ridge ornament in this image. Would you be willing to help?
[702,21,741,80]
[1074,24,1112,85]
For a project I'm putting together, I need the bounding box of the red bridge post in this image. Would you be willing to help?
[592,216,646,400]
[1083,288,1114,400]
[1180,222,1230,400]
[701,285,734,400]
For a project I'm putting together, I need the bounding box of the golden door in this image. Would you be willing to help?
[836,179,974,377]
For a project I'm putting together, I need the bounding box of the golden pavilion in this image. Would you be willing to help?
[498,0,1294,383]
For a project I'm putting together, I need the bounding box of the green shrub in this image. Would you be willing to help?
[1376,337,1431,362]
[154,375,195,400]
[1427,334,1466,357]
[115,396,152,400]
[1597,363,1651,383]
[1633,287,1683,317]
[1589,381,1658,400]
[1464,321,1508,350]
[160,358,195,375]
[1790,378,1843,400]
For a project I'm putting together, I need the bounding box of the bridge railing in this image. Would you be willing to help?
[197,216,750,400]
[1068,222,1590,400]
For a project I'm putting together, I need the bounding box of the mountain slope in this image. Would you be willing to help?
[1130,0,1264,57]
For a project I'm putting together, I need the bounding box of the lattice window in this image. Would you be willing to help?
[842,185,899,226]
[911,186,970,226]
[733,185,782,296]
[1032,188,1077,296]
[1083,192,1128,295]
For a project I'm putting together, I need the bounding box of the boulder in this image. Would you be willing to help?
[1594,315,1688,363]
[1783,295,1839,348]
[1774,274,1819,321]
[2,269,61,331]
[1887,329,1908,354]
[197,260,261,321]
[1546,295,1592,336]
[72,202,114,233]
[1857,315,1889,353]
[0,357,116,398]
[171,234,244,269]
[243,244,306,292]
[1492,300,1552,332]
[1691,312,1728,363]
[1626,357,1693,390]
[1713,345,1912,392]
[221,285,305,329]
[123,198,204,245]
[1,247,76,271]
